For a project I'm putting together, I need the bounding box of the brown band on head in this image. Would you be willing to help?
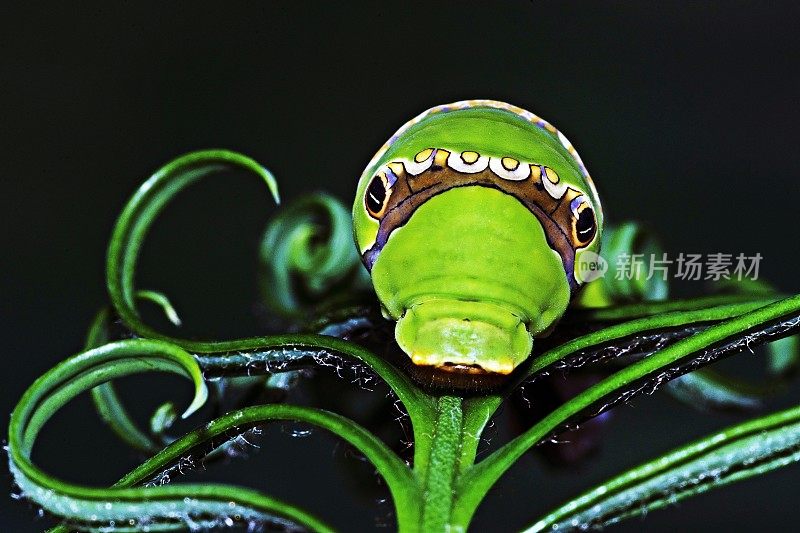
[363,151,586,292]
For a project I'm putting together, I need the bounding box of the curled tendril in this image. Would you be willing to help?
[8,340,346,532]
[19,340,413,532]
[259,193,371,319]
[88,291,186,454]
[106,149,279,341]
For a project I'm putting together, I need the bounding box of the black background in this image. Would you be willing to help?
[2,2,799,531]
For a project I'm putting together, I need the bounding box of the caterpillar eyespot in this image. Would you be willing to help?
[571,196,597,246]
[365,173,391,218]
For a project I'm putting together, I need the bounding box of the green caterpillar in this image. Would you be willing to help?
[353,100,602,380]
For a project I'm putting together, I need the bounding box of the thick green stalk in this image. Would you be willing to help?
[416,396,464,532]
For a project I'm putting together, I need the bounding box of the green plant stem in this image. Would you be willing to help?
[459,396,503,475]
[408,395,502,532]
[416,396,464,532]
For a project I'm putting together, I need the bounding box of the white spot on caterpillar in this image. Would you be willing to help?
[489,156,530,181]
[541,166,568,199]
[404,149,436,175]
[447,150,489,173]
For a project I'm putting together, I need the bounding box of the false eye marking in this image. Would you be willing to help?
[365,171,393,218]
[489,156,530,181]
[570,195,597,246]
[448,150,489,173]
[405,148,436,175]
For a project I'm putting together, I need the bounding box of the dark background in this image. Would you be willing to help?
[2,1,799,531]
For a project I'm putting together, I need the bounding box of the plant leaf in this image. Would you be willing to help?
[663,368,766,412]
[451,294,800,528]
[526,403,800,532]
